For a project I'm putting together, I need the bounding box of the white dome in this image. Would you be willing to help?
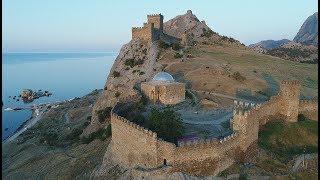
[152,72,174,82]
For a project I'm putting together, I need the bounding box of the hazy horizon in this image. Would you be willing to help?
[3,0,318,53]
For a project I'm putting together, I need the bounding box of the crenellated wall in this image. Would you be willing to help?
[132,23,155,42]
[110,80,318,176]
[131,13,164,42]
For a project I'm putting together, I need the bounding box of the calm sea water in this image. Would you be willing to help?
[2,52,117,141]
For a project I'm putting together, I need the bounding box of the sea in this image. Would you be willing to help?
[2,52,117,141]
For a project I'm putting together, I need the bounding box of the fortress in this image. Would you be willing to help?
[109,80,318,176]
[132,14,164,42]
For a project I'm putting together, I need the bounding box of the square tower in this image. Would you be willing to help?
[147,14,163,32]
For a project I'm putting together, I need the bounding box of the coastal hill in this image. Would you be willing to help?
[249,12,318,62]
[2,10,318,179]
[83,10,318,137]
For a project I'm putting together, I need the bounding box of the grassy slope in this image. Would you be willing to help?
[258,119,318,162]
[164,43,318,99]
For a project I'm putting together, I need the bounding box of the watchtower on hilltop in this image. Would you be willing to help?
[132,14,164,42]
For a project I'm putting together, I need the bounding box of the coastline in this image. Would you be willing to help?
[3,106,47,144]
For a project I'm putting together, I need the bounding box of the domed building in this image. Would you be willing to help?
[141,72,185,104]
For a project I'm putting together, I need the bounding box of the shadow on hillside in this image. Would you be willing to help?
[235,73,279,103]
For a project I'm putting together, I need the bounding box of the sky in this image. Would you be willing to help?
[2,0,318,52]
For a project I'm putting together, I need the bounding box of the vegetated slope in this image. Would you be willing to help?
[2,90,110,179]
[86,10,318,138]
[258,118,318,162]
[293,12,318,46]
[266,41,318,63]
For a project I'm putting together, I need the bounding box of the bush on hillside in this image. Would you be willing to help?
[232,71,246,82]
[171,43,182,51]
[96,107,112,123]
[113,71,120,78]
[81,124,112,144]
[201,28,215,38]
[174,53,183,59]
[148,108,184,143]
[159,40,170,49]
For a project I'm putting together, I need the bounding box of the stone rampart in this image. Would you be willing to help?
[132,23,154,42]
[110,80,316,176]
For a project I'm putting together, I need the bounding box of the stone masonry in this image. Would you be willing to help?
[132,14,164,42]
[141,81,185,105]
[110,81,318,175]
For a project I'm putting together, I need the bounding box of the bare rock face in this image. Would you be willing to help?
[293,12,318,46]
[163,10,214,39]
[81,39,162,137]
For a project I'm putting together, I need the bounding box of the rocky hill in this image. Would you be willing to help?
[249,12,318,63]
[82,10,245,137]
[293,12,318,46]
[249,39,291,53]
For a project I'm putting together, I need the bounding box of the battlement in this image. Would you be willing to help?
[131,13,164,42]
[132,27,145,30]
[177,132,239,148]
[111,110,157,139]
[147,14,162,17]
[281,80,300,85]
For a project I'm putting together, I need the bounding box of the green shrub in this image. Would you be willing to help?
[115,91,121,98]
[81,124,112,144]
[201,28,215,38]
[139,71,145,76]
[142,48,147,55]
[125,59,135,68]
[232,71,246,82]
[174,53,183,59]
[159,40,170,49]
[39,130,59,146]
[132,114,146,126]
[113,71,120,78]
[65,128,83,142]
[171,43,181,51]
[298,114,307,122]
[149,108,184,143]
[96,107,112,123]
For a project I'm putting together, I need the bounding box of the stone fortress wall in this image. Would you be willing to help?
[141,82,185,105]
[132,14,164,42]
[110,81,318,176]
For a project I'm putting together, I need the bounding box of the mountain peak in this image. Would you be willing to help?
[293,12,318,46]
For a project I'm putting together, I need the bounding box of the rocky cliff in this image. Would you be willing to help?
[249,12,318,63]
[82,10,245,137]
[81,40,161,136]
[293,12,318,46]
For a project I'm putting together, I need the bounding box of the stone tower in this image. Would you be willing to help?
[147,14,163,32]
[279,80,301,122]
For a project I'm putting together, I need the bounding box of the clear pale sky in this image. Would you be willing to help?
[2,0,318,52]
